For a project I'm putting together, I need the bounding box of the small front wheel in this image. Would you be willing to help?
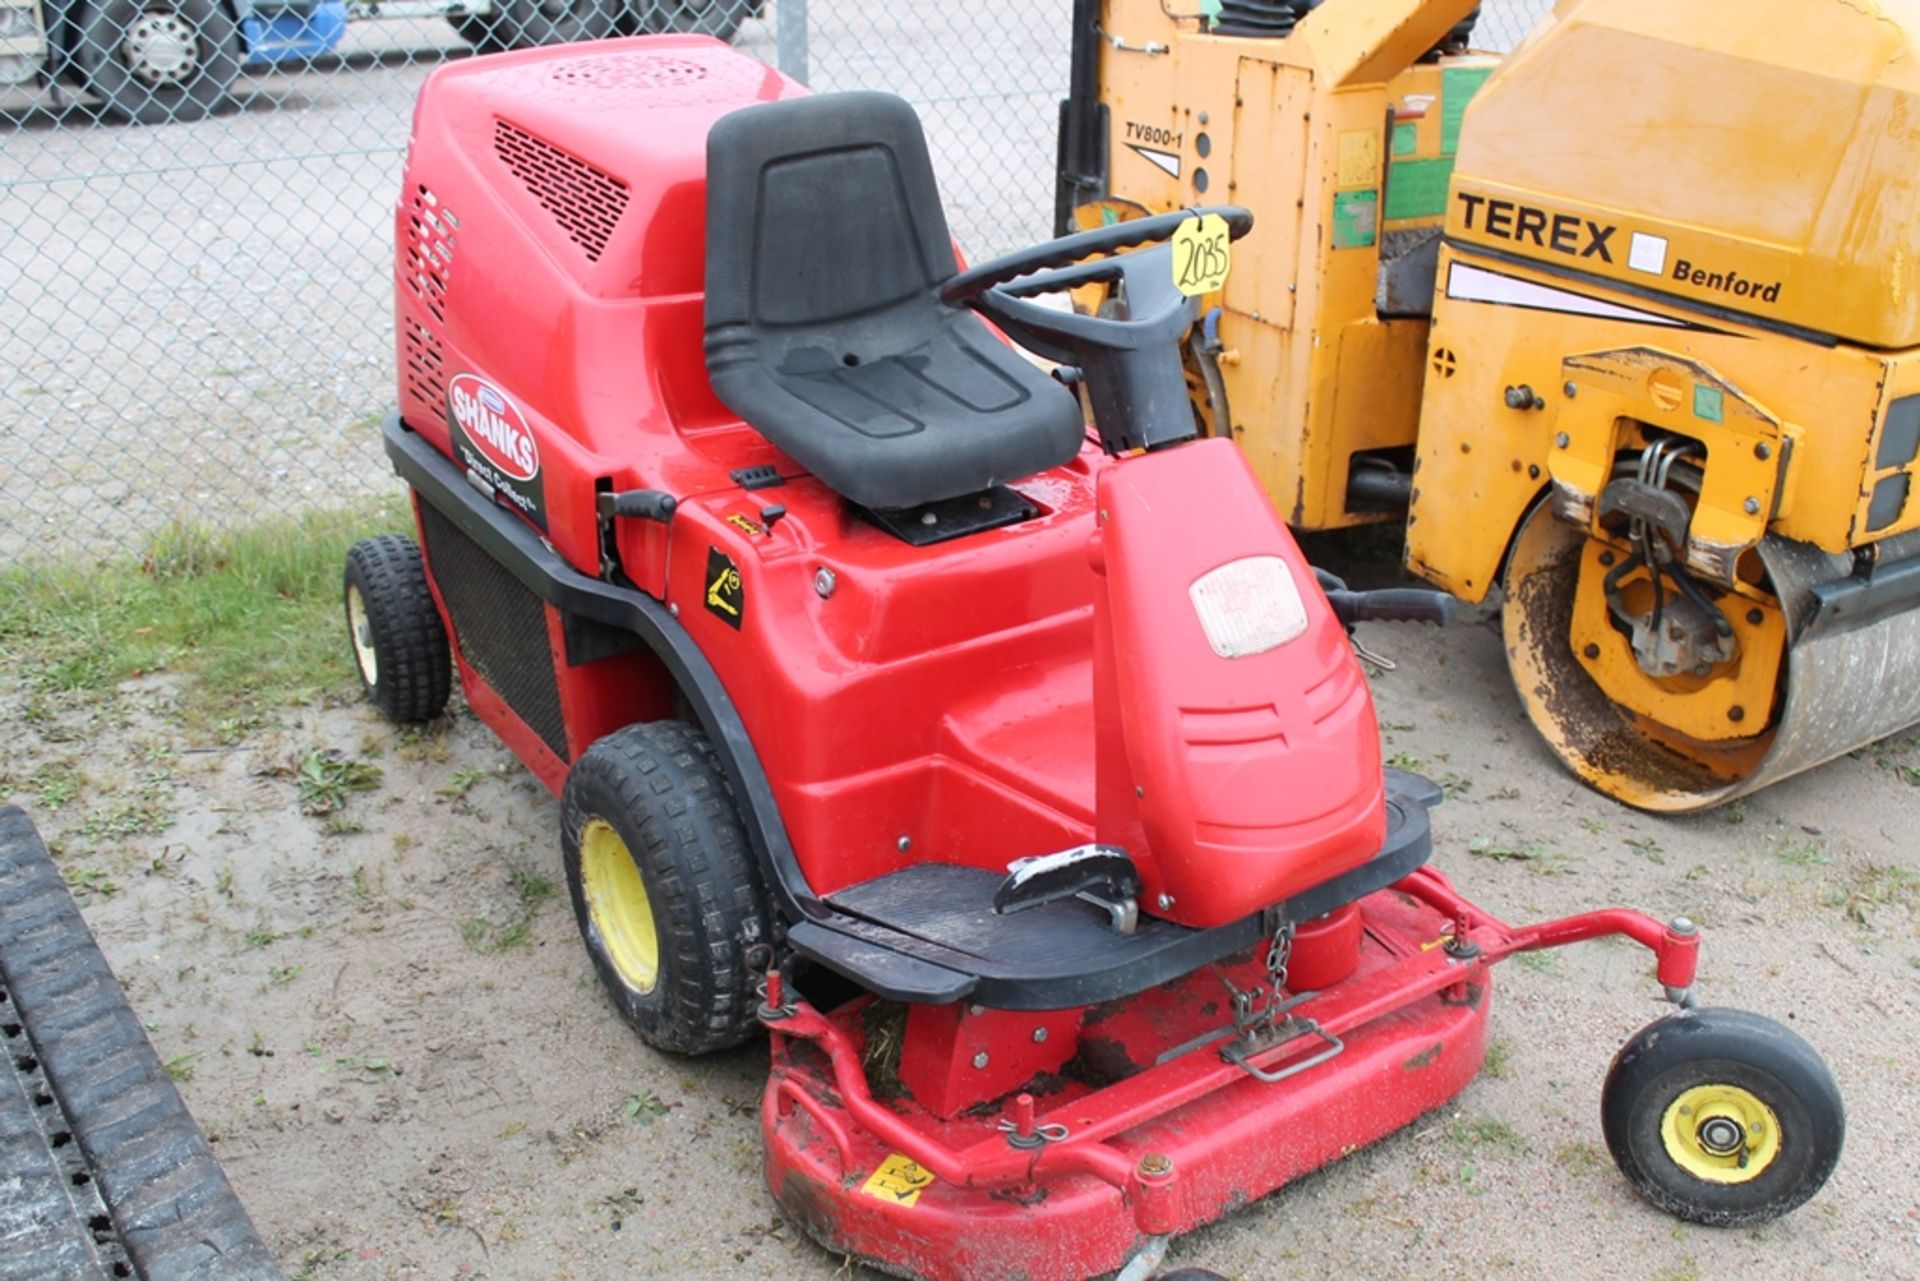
[343,535,452,724]
[1602,1007,1843,1226]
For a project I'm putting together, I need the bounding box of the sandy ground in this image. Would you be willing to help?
[3,599,1915,1281]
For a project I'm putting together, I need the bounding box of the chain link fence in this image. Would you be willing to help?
[2,0,1547,563]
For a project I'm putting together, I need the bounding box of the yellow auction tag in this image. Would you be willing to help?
[1171,212,1231,296]
[861,1153,937,1206]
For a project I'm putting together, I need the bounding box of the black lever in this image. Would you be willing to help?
[599,489,677,522]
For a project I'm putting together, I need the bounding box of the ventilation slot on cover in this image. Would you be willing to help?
[494,119,631,263]
[404,184,455,323]
[402,318,446,413]
[547,54,709,91]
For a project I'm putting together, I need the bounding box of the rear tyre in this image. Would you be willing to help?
[74,0,240,125]
[343,535,452,724]
[562,720,770,1055]
[1602,1008,1843,1226]
[444,11,495,45]
[456,0,618,51]
[634,0,751,40]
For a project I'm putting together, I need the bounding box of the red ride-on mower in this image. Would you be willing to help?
[344,38,1844,1280]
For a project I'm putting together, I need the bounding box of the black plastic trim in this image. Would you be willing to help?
[1803,546,1920,640]
[384,414,822,920]
[1053,0,1108,236]
[792,791,1434,1010]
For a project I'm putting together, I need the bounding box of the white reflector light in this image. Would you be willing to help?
[1189,556,1308,659]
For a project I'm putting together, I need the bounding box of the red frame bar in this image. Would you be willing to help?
[764,868,1700,1231]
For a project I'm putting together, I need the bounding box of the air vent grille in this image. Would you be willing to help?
[404,184,454,323]
[547,54,709,91]
[493,119,630,263]
[401,318,445,416]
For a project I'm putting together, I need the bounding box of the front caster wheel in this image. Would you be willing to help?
[1602,1007,1843,1226]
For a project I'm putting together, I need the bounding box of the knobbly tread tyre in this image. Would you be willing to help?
[1602,1007,1844,1227]
[465,0,619,50]
[344,534,452,724]
[0,805,282,1280]
[563,720,771,1055]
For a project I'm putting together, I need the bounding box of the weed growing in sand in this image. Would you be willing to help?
[297,750,383,816]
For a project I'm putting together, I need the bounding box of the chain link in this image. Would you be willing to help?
[3,3,1549,563]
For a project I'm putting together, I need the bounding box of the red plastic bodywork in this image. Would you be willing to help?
[391,40,1712,1281]
[396,37,1380,925]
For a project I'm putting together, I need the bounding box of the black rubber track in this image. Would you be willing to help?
[344,534,452,724]
[562,721,771,1055]
[0,805,282,1281]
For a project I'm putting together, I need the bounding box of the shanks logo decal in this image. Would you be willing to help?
[449,374,539,481]
[447,372,547,530]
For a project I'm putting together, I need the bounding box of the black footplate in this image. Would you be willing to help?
[788,779,1436,1010]
[0,805,283,1281]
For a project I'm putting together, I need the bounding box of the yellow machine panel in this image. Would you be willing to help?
[1061,0,1920,811]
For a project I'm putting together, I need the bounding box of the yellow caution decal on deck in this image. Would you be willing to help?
[862,1153,936,1206]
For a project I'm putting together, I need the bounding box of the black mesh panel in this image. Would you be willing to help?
[417,501,570,760]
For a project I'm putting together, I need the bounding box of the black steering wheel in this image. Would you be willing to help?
[939,206,1254,366]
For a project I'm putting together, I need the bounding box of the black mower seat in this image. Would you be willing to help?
[703,92,1084,512]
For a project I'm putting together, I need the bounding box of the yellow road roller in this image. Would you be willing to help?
[1055,0,1920,811]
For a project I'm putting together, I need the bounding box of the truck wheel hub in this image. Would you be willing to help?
[122,10,198,86]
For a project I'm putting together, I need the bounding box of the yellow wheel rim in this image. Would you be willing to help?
[347,584,378,686]
[579,818,659,994]
[1661,1084,1782,1184]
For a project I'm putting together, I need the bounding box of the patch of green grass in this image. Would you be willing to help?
[1449,1117,1525,1156]
[297,750,383,816]
[1481,1039,1511,1079]
[1777,840,1826,867]
[1624,835,1665,865]
[1828,862,1920,926]
[1467,836,1571,875]
[1513,950,1558,975]
[64,867,120,901]
[1386,752,1421,771]
[624,1091,673,1125]
[438,767,489,799]
[33,764,79,810]
[164,1052,200,1083]
[509,862,556,908]
[79,800,173,843]
[461,861,556,954]
[0,502,406,734]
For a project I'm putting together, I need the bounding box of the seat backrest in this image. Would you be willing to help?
[704,92,957,336]
[702,93,1084,513]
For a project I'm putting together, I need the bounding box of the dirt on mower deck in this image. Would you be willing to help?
[1,615,1916,1281]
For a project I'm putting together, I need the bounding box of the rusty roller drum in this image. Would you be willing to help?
[1505,501,1920,813]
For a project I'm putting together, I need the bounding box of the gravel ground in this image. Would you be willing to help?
[3,603,1914,1281]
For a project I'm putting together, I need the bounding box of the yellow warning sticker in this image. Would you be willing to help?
[861,1153,936,1206]
[1337,128,1381,189]
[1171,212,1231,297]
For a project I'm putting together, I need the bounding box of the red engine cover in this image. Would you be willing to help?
[1093,439,1385,927]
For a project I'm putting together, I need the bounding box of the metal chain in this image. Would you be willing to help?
[1262,920,1296,1019]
